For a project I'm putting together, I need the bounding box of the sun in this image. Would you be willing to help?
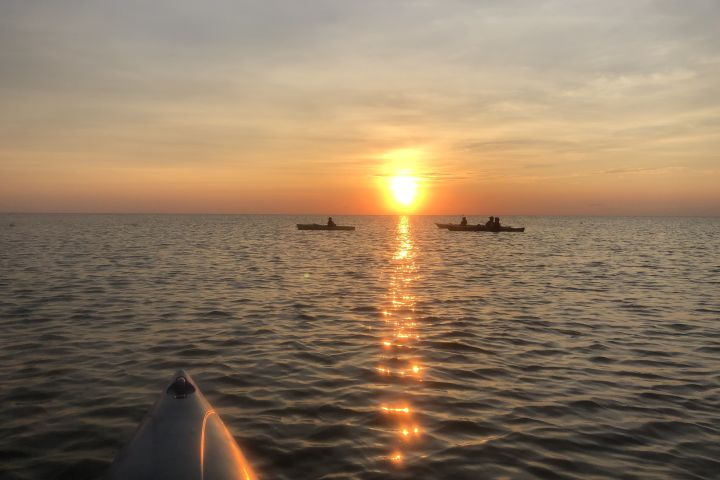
[390,175,419,207]
[376,147,427,212]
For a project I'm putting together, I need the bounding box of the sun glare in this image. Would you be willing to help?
[376,147,427,212]
[390,175,418,207]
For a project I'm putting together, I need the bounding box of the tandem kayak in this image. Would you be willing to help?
[297,224,355,231]
[447,225,525,232]
[106,370,258,480]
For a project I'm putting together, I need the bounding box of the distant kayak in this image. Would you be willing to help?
[297,224,355,231]
[106,370,258,480]
[447,225,525,232]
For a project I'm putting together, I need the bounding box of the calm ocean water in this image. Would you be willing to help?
[0,214,718,480]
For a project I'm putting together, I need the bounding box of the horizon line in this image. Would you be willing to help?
[2,211,719,218]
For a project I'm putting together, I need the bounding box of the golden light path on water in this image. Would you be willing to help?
[378,216,423,467]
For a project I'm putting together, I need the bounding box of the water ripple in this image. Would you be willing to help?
[1,214,719,479]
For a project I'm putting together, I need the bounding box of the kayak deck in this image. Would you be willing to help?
[106,370,258,480]
[447,225,525,232]
[297,224,355,231]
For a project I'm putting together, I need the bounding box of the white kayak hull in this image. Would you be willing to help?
[106,370,258,480]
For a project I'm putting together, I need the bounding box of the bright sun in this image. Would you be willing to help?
[377,147,427,212]
[390,175,418,207]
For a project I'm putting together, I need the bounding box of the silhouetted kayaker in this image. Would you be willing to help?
[460,216,468,226]
[485,216,494,228]
[493,217,501,231]
[327,217,336,227]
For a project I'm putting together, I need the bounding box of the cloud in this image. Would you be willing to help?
[1,0,719,213]
[374,171,471,182]
[601,166,686,175]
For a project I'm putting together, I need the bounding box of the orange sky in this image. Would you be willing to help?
[1,1,719,215]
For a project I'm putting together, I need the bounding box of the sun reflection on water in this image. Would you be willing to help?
[378,216,424,467]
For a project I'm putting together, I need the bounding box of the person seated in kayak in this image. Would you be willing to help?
[485,216,494,228]
[327,217,336,227]
[460,216,468,226]
[493,217,501,231]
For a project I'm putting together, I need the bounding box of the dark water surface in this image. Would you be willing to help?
[1,214,719,480]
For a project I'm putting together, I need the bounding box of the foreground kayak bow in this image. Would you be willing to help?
[106,370,258,480]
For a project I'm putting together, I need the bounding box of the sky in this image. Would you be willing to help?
[1,0,718,215]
